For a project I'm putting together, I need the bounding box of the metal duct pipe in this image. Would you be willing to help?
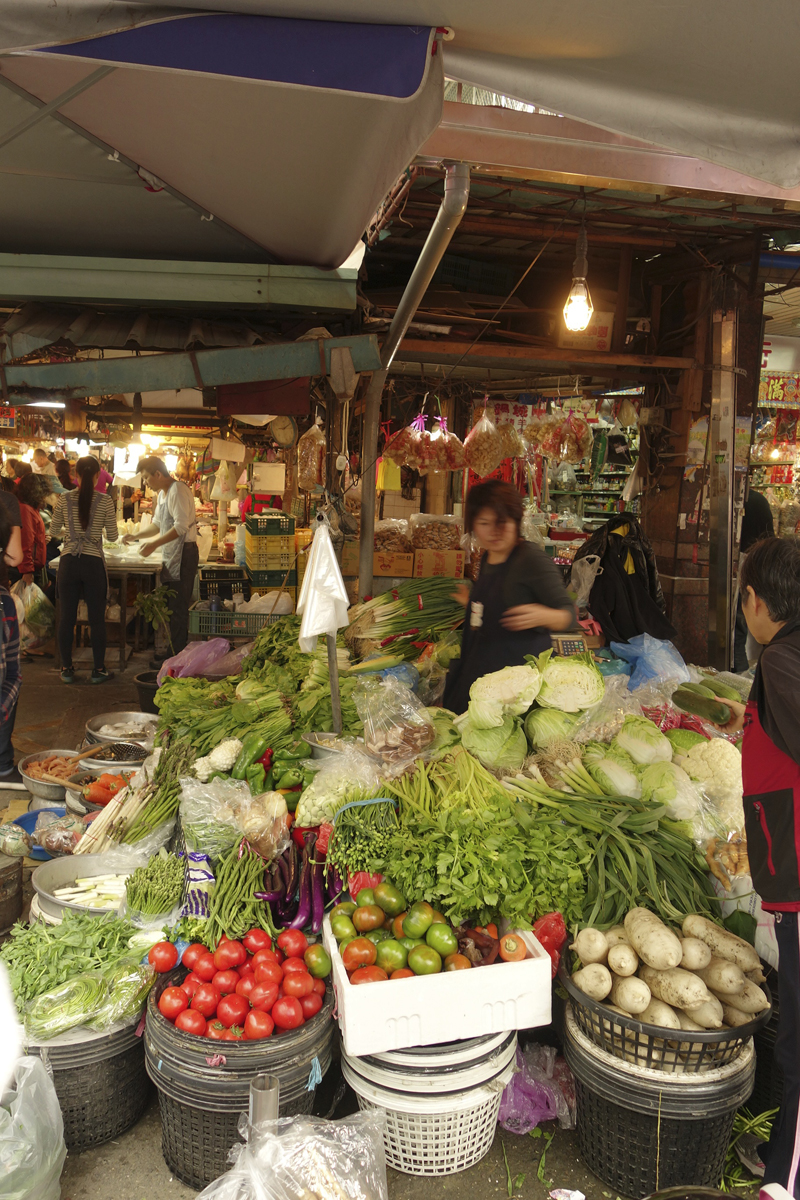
[358,162,470,598]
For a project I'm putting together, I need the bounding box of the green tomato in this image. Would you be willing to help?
[331,901,357,919]
[402,901,434,940]
[374,882,406,917]
[365,929,391,946]
[398,936,425,953]
[304,944,332,979]
[330,914,357,943]
[425,923,458,958]
[376,939,408,974]
[408,945,443,976]
[356,888,376,908]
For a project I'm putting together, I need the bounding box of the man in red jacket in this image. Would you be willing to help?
[714,537,800,1200]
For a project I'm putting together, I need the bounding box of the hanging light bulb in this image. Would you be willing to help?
[563,225,594,333]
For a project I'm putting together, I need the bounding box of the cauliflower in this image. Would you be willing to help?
[676,738,743,831]
[194,738,243,782]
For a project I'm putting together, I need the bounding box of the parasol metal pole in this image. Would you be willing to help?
[249,1073,280,1126]
[327,632,343,734]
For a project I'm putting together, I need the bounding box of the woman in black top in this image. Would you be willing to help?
[443,481,575,714]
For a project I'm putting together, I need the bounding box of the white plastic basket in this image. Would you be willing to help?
[341,1057,515,1176]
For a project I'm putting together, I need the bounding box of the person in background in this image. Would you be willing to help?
[94,462,113,494]
[12,474,48,588]
[50,456,117,684]
[734,486,775,672]
[55,459,76,491]
[712,538,800,1199]
[0,479,23,578]
[122,455,198,656]
[0,505,23,790]
[31,448,56,478]
[14,462,31,481]
[443,481,575,714]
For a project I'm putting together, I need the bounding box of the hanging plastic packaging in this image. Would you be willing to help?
[297,423,326,492]
[497,423,526,459]
[210,462,239,502]
[383,419,422,470]
[464,410,505,477]
[432,416,466,471]
[541,414,594,463]
[0,1057,66,1200]
[296,519,350,652]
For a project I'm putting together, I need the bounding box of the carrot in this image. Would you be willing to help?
[477,923,499,940]
[85,783,113,806]
[498,934,527,963]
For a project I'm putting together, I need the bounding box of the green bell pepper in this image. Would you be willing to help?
[232,732,271,780]
[246,763,267,795]
[275,766,304,790]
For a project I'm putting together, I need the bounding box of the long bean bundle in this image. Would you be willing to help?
[204,839,280,947]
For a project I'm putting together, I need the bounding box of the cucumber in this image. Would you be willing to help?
[671,686,731,725]
[681,682,716,699]
[697,675,742,703]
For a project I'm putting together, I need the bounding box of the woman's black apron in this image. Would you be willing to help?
[443,545,553,714]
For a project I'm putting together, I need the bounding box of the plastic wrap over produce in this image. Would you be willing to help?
[0,1056,66,1200]
[196,1112,389,1200]
[296,520,349,653]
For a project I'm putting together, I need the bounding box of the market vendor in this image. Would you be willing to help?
[122,455,198,656]
[443,481,575,714]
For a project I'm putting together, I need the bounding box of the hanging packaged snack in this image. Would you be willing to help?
[426,416,466,472]
[409,513,464,550]
[383,414,424,471]
[525,412,561,452]
[464,409,506,477]
[297,423,326,491]
[373,519,413,554]
[541,413,594,463]
[497,423,527,459]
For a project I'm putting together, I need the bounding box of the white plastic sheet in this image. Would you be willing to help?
[296,520,349,653]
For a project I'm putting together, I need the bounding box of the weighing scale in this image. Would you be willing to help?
[551,632,590,657]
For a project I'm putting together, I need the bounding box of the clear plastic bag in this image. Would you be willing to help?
[373,519,413,554]
[354,675,435,771]
[409,512,463,550]
[196,1112,389,1200]
[541,414,593,463]
[86,960,156,1033]
[37,815,84,856]
[295,746,382,826]
[0,822,30,857]
[236,792,290,861]
[24,972,108,1041]
[383,421,422,470]
[157,637,231,685]
[0,1056,66,1200]
[11,581,55,642]
[297,423,326,491]
[497,423,526,459]
[464,410,505,477]
[180,775,266,859]
[569,554,603,608]
[572,674,643,743]
[430,416,465,471]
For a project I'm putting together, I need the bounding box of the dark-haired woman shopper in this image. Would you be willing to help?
[50,456,117,683]
[442,481,575,715]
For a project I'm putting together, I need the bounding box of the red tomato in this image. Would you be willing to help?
[235,975,256,1000]
[244,1009,275,1040]
[226,1025,245,1041]
[281,958,309,976]
[182,943,208,970]
[238,962,255,979]
[249,982,279,1012]
[180,972,204,999]
[216,994,250,1028]
[214,941,247,970]
[191,984,221,1018]
[254,960,283,986]
[243,929,272,954]
[350,966,389,985]
[390,968,414,980]
[251,947,281,968]
[158,986,189,1020]
[311,978,326,997]
[342,939,377,973]
[212,969,240,996]
[148,942,179,973]
[299,992,323,1019]
[175,1008,207,1036]
[283,972,314,999]
[205,1020,228,1040]
[277,929,308,958]
[194,952,218,982]
[272,997,305,1030]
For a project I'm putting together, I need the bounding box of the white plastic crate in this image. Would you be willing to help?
[322,915,551,1057]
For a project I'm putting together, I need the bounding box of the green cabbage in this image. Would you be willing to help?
[470,663,542,719]
[524,707,577,749]
[467,698,506,729]
[612,715,673,765]
[530,650,605,713]
[460,714,528,773]
[665,728,707,754]
[639,760,701,821]
[582,740,641,798]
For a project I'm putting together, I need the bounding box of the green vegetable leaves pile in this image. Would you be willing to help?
[0,909,138,1005]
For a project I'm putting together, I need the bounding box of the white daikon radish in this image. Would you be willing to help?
[606,925,630,948]
[676,1011,705,1033]
[681,915,761,972]
[570,928,609,965]
[638,998,681,1030]
[571,964,612,1000]
[624,908,682,969]
[607,943,639,977]
[609,974,651,1014]
[679,937,712,971]
[639,965,711,1010]
[695,956,747,996]
[713,979,769,1014]
[683,996,724,1029]
[720,1003,756,1028]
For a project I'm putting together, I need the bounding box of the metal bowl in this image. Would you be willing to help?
[19,749,80,801]
[81,743,149,776]
[32,852,131,920]
[85,711,158,748]
[64,772,108,815]
[302,732,364,760]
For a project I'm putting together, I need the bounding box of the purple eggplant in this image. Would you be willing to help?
[326,864,343,904]
[285,842,298,897]
[254,887,284,904]
[311,857,325,934]
[288,840,312,929]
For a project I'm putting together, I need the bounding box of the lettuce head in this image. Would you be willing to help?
[524,707,578,749]
[460,714,528,773]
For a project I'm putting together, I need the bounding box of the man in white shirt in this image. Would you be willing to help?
[31,448,57,477]
[122,456,198,654]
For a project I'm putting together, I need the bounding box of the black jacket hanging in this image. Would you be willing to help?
[571,513,676,644]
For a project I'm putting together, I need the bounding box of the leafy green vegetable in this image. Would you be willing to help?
[639,761,701,821]
[459,713,528,773]
[25,972,107,1041]
[612,714,673,765]
[469,663,542,725]
[424,707,461,760]
[524,707,577,749]
[530,650,605,712]
[0,909,138,1005]
[583,740,642,798]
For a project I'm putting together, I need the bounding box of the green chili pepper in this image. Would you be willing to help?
[246,763,267,795]
[206,771,229,783]
[232,732,271,779]
[263,767,274,791]
[276,766,304,790]
[283,788,301,813]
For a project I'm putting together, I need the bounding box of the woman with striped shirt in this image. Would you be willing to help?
[50,456,117,684]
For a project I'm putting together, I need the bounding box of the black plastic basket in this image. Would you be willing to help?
[559,951,772,1073]
[199,567,251,601]
[28,1023,151,1152]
